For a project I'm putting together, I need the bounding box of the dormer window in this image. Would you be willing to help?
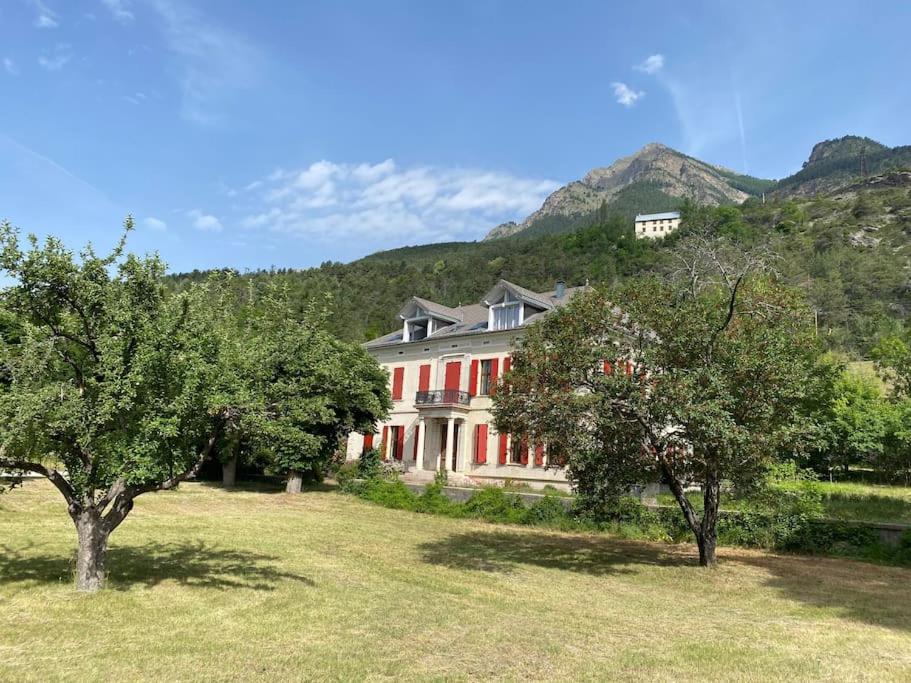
[406,318,429,341]
[490,292,521,330]
[399,299,461,343]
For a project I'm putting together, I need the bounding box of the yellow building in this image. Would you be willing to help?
[635,211,681,239]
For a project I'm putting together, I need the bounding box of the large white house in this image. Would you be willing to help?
[345,279,586,489]
[635,211,681,239]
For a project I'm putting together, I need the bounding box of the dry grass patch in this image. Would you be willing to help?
[1,479,910,681]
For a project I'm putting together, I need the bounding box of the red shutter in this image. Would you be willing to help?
[503,356,512,373]
[381,426,389,460]
[469,359,479,396]
[363,433,374,452]
[444,361,461,392]
[391,367,404,400]
[418,364,431,392]
[412,423,421,460]
[475,424,488,464]
[489,358,500,396]
[395,426,405,461]
[498,433,508,465]
[625,360,633,377]
[534,443,544,466]
[603,360,613,374]
[519,436,528,465]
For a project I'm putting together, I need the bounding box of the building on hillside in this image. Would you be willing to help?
[345,279,589,489]
[635,211,681,239]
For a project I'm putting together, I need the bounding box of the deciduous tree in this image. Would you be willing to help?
[0,221,226,591]
[493,231,818,566]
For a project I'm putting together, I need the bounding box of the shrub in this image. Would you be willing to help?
[463,487,527,524]
[525,494,570,527]
[335,461,360,490]
[357,448,383,480]
[415,481,461,516]
[358,479,418,511]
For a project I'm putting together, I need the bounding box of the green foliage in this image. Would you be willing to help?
[524,493,570,527]
[357,447,383,480]
[462,487,528,524]
[492,226,821,563]
[0,221,221,498]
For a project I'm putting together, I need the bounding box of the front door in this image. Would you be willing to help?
[438,422,461,471]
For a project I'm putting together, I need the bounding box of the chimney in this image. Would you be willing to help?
[554,280,566,299]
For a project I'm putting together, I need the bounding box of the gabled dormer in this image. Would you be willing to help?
[482,280,554,332]
[399,297,462,342]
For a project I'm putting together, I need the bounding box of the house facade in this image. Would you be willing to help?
[345,279,585,489]
[635,211,681,239]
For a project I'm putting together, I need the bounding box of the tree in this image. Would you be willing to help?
[873,331,911,399]
[804,369,891,479]
[222,286,391,493]
[0,221,226,591]
[493,232,818,566]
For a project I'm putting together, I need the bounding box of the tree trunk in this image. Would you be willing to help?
[74,511,109,592]
[698,476,721,568]
[222,456,237,488]
[286,470,303,494]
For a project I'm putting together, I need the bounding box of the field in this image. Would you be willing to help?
[2,480,911,681]
[658,480,911,524]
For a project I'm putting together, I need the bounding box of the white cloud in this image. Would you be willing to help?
[31,0,59,28]
[38,44,72,71]
[635,54,665,75]
[187,209,223,232]
[3,58,18,76]
[149,0,261,125]
[101,0,134,23]
[237,158,559,247]
[611,82,644,107]
[143,216,167,231]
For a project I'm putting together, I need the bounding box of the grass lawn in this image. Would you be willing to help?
[658,480,911,525]
[814,481,911,524]
[2,480,911,681]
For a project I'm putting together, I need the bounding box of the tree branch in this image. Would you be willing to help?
[0,455,78,509]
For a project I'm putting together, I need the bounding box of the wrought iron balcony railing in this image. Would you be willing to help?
[414,389,471,406]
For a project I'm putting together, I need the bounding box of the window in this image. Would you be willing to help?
[407,318,428,341]
[510,438,525,464]
[478,359,493,395]
[492,302,520,330]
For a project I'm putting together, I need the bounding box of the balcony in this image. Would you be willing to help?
[415,389,471,407]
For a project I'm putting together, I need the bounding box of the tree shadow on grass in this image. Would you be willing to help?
[0,540,315,591]
[419,529,911,632]
[418,528,693,576]
[732,551,911,633]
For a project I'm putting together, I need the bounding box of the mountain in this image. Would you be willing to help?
[773,135,911,198]
[484,142,775,240]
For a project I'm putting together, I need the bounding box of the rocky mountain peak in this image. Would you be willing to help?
[484,143,767,240]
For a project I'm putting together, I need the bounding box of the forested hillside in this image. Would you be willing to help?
[171,172,911,357]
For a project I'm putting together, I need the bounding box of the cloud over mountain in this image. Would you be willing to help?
[238,159,559,246]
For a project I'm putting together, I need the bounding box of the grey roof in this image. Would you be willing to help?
[366,281,587,349]
[483,279,554,310]
[400,296,462,322]
[635,211,681,222]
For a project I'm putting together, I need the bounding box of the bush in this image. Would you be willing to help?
[525,494,570,527]
[357,448,383,480]
[358,479,418,511]
[415,481,461,516]
[335,461,360,490]
[463,487,527,524]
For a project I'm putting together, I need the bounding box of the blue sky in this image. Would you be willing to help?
[1,0,909,273]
